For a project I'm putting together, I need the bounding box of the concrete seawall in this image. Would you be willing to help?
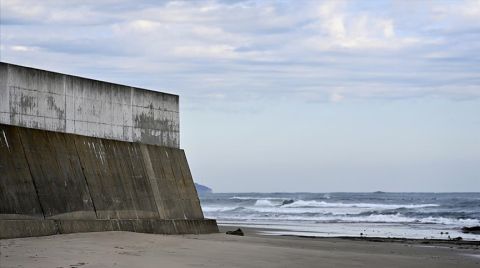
[0,63,218,238]
[0,123,217,238]
[0,62,179,148]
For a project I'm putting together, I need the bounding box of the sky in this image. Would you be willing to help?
[1,0,479,192]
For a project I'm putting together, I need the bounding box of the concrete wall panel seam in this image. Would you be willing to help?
[16,126,46,219]
[72,135,99,219]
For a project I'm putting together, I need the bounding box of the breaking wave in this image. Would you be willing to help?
[282,200,439,209]
[204,209,480,226]
[230,196,289,200]
[200,192,480,240]
[254,200,277,207]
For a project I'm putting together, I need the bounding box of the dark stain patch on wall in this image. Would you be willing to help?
[46,95,65,120]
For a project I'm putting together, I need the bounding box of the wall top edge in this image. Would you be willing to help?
[0,122,183,150]
[0,61,179,99]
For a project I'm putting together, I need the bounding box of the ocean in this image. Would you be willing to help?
[199,192,480,240]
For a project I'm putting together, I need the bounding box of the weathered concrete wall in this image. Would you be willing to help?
[0,124,214,238]
[18,127,97,220]
[0,62,179,148]
[0,63,217,238]
[0,126,44,220]
[0,124,203,221]
[74,135,160,220]
[0,219,219,239]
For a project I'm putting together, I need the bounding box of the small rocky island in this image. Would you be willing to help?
[195,183,213,194]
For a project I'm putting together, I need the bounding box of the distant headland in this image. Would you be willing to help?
[195,183,213,194]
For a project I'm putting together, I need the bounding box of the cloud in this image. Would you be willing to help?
[301,1,424,51]
[330,92,344,103]
[0,0,479,107]
[0,0,118,25]
[125,19,159,32]
[10,45,38,52]
[173,45,238,59]
[432,0,480,20]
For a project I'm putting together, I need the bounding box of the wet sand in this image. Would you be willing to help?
[0,229,479,268]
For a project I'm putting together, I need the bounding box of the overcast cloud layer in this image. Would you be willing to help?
[1,0,479,192]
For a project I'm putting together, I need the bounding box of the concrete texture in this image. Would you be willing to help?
[0,63,216,238]
[0,219,58,239]
[18,127,96,220]
[0,126,44,220]
[0,62,179,148]
[0,219,219,239]
[74,135,160,220]
[0,124,215,238]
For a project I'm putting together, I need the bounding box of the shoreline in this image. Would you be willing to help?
[289,235,480,246]
[1,229,479,267]
[201,192,480,242]
[219,225,480,247]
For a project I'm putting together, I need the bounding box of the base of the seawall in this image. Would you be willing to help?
[0,219,219,239]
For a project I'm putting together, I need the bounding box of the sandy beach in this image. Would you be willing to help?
[1,228,479,268]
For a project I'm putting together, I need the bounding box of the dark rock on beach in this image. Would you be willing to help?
[462,226,480,234]
[226,228,244,236]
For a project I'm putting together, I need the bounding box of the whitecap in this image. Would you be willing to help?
[201,206,242,213]
[282,200,439,209]
[230,196,290,200]
[254,200,277,207]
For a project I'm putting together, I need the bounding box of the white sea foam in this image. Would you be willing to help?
[254,200,277,207]
[230,196,289,200]
[202,192,480,240]
[203,201,440,216]
[201,206,241,213]
[210,213,413,223]
[282,200,439,209]
[203,205,356,215]
[206,212,480,226]
[247,206,346,215]
[418,217,480,226]
[218,221,480,241]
